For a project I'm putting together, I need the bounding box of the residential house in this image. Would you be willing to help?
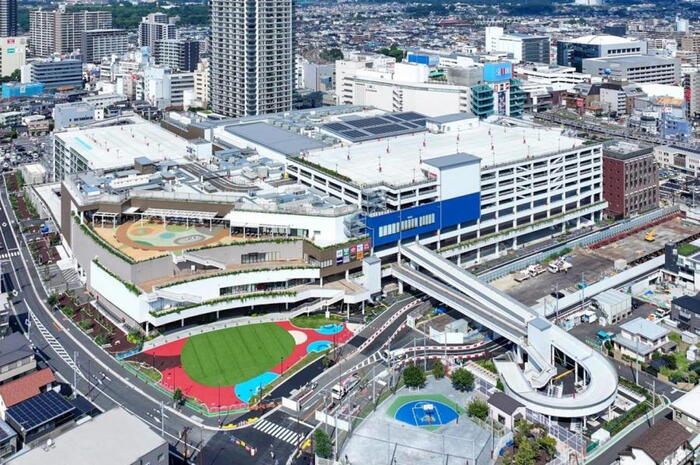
[613,317,674,362]
[0,333,36,384]
[618,418,693,465]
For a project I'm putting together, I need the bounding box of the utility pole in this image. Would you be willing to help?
[160,401,165,437]
[652,380,656,425]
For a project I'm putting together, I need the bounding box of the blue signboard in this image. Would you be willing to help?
[1,82,44,99]
[365,192,481,247]
[483,62,512,83]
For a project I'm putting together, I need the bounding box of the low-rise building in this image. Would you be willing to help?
[488,391,525,430]
[5,390,75,445]
[671,295,700,336]
[671,385,700,432]
[5,407,168,465]
[613,317,673,362]
[618,418,693,465]
[582,55,681,85]
[0,333,36,385]
[0,368,55,420]
[0,420,17,460]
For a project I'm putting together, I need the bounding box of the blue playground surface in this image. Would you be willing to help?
[234,371,279,403]
[316,324,344,335]
[307,340,332,353]
[395,400,459,427]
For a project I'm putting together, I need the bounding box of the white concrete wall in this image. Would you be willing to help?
[90,260,149,322]
[158,267,321,301]
[225,210,349,246]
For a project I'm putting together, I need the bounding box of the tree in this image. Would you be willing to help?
[537,436,557,460]
[47,293,59,306]
[403,363,426,388]
[451,368,474,392]
[496,378,504,391]
[319,48,344,62]
[173,388,184,405]
[513,439,537,465]
[314,429,332,459]
[378,44,404,63]
[467,398,489,420]
[432,360,445,379]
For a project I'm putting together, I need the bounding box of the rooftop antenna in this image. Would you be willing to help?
[347,148,350,161]
[419,148,422,163]
[423,133,426,147]
[412,168,416,182]
[378,154,382,172]
[386,142,390,154]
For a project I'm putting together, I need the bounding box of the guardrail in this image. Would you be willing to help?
[478,206,680,282]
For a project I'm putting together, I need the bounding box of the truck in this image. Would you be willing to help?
[515,264,546,282]
[548,258,572,273]
[331,373,360,400]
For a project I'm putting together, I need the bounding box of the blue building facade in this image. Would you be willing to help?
[365,192,481,247]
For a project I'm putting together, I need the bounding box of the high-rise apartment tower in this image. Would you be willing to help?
[209,0,293,116]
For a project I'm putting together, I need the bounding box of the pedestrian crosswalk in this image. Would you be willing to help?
[0,250,19,259]
[253,419,302,445]
[29,310,77,370]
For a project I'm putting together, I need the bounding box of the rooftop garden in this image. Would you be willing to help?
[677,243,700,257]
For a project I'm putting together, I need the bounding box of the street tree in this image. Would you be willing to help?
[451,368,475,392]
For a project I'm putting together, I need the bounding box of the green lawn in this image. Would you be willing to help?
[181,323,294,386]
[290,313,343,329]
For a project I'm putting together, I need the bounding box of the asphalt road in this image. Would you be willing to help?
[0,177,212,460]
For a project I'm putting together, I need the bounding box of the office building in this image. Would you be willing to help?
[29,59,83,91]
[29,7,112,57]
[193,58,208,107]
[81,29,128,63]
[140,66,194,109]
[602,141,658,218]
[138,13,175,51]
[0,0,17,37]
[0,36,25,77]
[155,38,200,72]
[484,28,550,64]
[209,0,293,116]
[6,408,168,465]
[556,35,647,72]
[335,58,524,118]
[582,55,681,85]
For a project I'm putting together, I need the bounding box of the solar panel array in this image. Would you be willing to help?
[7,391,75,430]
[321,112,427,142]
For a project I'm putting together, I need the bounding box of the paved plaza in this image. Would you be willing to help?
[341,378,492,465]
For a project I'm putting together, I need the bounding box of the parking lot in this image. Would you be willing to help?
[492,250,614,307]
[491,216,700,308]
[591,216,700,264]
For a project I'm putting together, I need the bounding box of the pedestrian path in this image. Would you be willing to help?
[253,419,302,445]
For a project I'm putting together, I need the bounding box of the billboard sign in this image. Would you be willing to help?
[483,62,512,83]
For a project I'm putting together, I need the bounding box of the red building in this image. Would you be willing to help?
[602,141,658,218]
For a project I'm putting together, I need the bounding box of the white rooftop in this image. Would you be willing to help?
[672,385,700,419]
[6,408,166,465]
[303,118,584,187]
[620,317,669,340]
[55,119,190,171]
[567,34,640,45]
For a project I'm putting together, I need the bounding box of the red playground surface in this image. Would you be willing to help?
[139,321,353,410]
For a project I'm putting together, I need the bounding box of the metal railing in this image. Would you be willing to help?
[478,206,680,282]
